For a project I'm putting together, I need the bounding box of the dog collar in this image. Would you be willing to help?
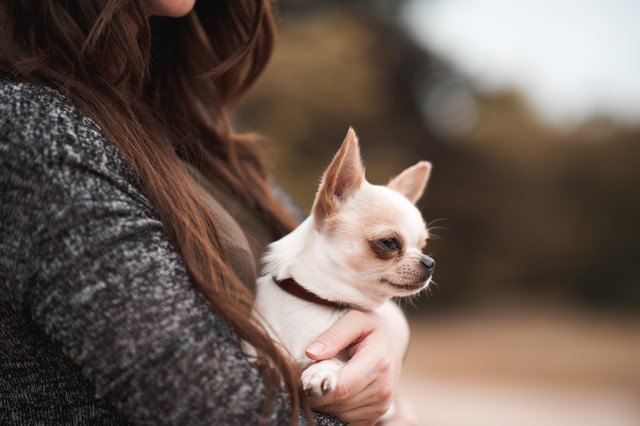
[272,277,350,310]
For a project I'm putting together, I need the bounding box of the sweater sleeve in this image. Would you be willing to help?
[0,82,342,426]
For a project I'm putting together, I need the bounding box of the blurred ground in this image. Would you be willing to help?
[400,311,640,425]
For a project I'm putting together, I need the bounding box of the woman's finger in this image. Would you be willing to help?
[311,375,377,411]
[305,310,374,361]
[308,342,388,408]
[314,362,393,412]
[319,356,394,411]
[337,343,391,395]
[329,401,392,426]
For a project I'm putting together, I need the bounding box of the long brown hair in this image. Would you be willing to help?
[0,0,309,423]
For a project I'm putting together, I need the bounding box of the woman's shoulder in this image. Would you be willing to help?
[0,76,102,148]
[0,76,143,201]
[1,77,122,162]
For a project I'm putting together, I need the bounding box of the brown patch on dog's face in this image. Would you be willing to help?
[367,232,405,261]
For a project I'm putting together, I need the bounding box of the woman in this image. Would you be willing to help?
[0,0,414,424]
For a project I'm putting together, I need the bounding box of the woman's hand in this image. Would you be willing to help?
[304,301,410,425]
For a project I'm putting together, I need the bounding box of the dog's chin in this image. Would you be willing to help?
[381,277,430,296]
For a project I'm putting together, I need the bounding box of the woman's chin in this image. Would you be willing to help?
[147,0,196,17]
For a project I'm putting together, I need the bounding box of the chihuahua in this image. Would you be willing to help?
[253,127,434,397]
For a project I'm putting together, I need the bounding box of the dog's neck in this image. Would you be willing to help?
[262,217,389,311]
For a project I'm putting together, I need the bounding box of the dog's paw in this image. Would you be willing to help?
[300,363,338,397]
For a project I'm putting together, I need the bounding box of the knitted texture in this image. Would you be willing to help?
[0,77,342,426]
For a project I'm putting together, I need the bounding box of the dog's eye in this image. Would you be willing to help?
[380,238,399,250]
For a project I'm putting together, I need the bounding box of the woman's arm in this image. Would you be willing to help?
[0,83,342,425]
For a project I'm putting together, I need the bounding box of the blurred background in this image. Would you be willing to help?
[236,0,640,424]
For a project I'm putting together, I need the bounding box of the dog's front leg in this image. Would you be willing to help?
[300,358,346,397]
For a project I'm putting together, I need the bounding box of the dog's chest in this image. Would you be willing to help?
[254,276,347,366]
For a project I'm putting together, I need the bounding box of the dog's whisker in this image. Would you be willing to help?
[408,296,419,309]
[426,218,448,227]
[426,232,443,242]
[427,225,447,234]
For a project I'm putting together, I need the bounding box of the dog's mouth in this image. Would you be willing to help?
[381,278,429,293]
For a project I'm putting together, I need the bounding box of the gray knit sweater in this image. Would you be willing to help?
[0,77,341,425]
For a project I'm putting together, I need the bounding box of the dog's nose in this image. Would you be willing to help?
[420,255,435,273]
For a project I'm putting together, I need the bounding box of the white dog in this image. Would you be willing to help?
[253,128,434,397]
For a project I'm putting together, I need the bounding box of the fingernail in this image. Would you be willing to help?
[306,342,324,356]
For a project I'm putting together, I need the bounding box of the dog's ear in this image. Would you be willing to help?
[387,161,432,204]
[312,127,365,223]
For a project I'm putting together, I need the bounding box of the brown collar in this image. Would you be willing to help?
[272,277,350,309]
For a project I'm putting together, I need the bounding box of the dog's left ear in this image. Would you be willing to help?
[312,127,365,224]
[387,161,432,204]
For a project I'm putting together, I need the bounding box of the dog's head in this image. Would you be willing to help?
[311,128,434,300]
